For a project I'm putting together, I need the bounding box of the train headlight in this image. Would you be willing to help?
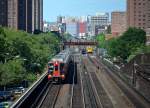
[61,74,65,79]
[48,75,52,79]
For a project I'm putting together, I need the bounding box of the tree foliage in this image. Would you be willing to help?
[63,33,72,41]
[96,33,106,48]
[127,45,150,62]
[0,59,26,86]
[0,27,8,63]
[0,27,61,86]
[106,27,146,61]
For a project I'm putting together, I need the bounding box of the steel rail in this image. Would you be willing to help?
[94,56,150,108]
[36,83,53,108]
[81,57,100,108]
[87,56,115,108]
[78,57,86,108]
[70,55,76,108]
[71,55,86,108]
[38,84,61,108]
[51,85,61,108]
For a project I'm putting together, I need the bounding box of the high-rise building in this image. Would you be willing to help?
[66,22,79,37]
[39,0,43,31]
[43,21,51,32]
[27,0,34,33]
[0,0,7,27]
[56,16,66,34]
[33,0,43,32]
[90,13,109,35]
[65,17,79,37]
[87,15,92,36]
[111,11,127,37]
[17,0,27,31]
[57,16,63,24]
[79,22,87,37]
[127,0,150,30]
[0,0,43,33]
[7,0,18,29]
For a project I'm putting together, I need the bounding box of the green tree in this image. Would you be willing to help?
[0,27,9,63]
[63,33,72,41]
[0,27,61,86]
[96,33,106,48]
[120,27,146,44]
[106,27,146,61]
[0,59,26,86]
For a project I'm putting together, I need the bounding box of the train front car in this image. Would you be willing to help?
[47,49,71,83]
[86,46,93,54]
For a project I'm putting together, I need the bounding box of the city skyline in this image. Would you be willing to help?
[43,0,126,22]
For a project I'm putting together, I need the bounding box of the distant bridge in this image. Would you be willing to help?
[64,41,98,46]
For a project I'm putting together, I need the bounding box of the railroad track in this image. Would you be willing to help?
[89,56,150,108]
[71,55,85,108]
[37,84,61,108]
[84,56,114,108]
[81,56,102,108]
[89,72,114,108]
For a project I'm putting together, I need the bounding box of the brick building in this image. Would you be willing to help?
[0,0,43,33]
[111,11,127,37]
[127,0,150,30]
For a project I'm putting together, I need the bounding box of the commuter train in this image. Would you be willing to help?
[47,49,71,82]
[86,46,93,54]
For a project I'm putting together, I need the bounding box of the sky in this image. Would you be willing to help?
[43,0,126,22]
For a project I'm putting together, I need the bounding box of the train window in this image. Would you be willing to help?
[48,63,54,72]
[48,63,53,66]
[55,65,58,71]
[60,63,64,70]
[49,66,54,71]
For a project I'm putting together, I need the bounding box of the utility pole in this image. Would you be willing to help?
[132,61,137,87]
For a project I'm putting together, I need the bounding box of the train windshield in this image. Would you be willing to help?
[48,63,54,72]
[55,65,58,71]
[60,63,64,71]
